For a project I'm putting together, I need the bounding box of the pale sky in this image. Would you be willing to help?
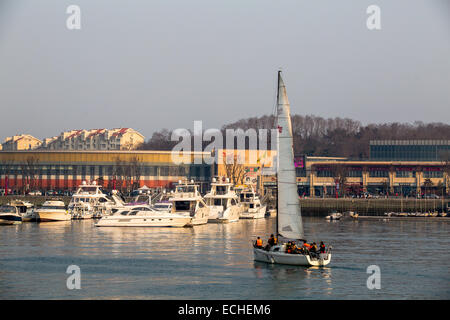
[0,0,449,142]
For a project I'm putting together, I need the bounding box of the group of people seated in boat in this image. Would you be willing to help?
[254,235,326,257]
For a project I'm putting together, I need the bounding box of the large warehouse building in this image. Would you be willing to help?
[0,141,449,197]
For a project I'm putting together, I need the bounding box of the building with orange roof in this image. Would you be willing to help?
[1,134,42,151]
[40,128,144,151]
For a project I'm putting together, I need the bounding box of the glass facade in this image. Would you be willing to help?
[370,140,450,161]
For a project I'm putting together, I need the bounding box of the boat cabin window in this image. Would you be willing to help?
[17,206,28,213]
[176,186,195,193]
[174,201,191,211]
[213,199,223,206]
[120,211,130,215]
[98,198,108,203]
[216,186,227,195]
[249,204,254,209]
[154,204,171,210]
[0,206,16,213]
[134,207,150,211]
[128,211,138,215]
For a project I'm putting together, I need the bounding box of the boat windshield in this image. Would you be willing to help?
[176,186,196,193]
[174,200,193,211]
[79,187,100,193]
[216,186,227,195]
[154,204,171,210]
[42,206,66,210]
[0,206,16,213]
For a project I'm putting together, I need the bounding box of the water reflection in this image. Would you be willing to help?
[1,217,449,299]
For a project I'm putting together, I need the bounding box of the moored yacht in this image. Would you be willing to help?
[35,200,71,222]
[169,180,210,226]
[0,204,23,225]
[69,181,115,219]
[10,200,35,222]
[204,177,240,223]
[238,187,267,219]
[95,205,191,227]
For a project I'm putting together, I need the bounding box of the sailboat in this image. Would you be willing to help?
[253,71,332,267]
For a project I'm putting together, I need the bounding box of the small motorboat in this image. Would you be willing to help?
[35,200,71,222]
[325,212,342,220]
[0,204,23,225]
[10,200,35,222]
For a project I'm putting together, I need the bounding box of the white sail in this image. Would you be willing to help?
[276,72,304,240]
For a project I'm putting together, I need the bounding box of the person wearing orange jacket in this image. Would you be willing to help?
[254,237,263,248]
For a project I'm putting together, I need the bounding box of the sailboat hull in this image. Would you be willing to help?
[253,248,331,267]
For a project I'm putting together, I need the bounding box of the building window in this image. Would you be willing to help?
[160,166,169,177]
[296,168,307,177]
[396,171,413,178]
[369,169,389,178]
[316,169,332,177]
[423,171,443,178]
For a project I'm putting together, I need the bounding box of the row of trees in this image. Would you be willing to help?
[139,114,450,159]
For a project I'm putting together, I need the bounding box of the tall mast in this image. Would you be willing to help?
[275,70,281,239]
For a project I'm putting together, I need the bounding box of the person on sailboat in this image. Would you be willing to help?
[302,240,311,252]
[319,241,326,254]
[254,237,263,249]
[268,234,277,246]
[309,242,319,258]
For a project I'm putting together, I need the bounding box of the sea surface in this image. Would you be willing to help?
[0,217,449,299]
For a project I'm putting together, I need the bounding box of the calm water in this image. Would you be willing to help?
[0,217,449,299]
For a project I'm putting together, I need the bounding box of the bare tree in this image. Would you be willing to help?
[329,164,348,198]
[224,154,248,185]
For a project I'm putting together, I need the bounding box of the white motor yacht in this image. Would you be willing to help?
[68,181,116,219]
[0,204,23,225]
[10,200,35,222]
[238,186,267,219]
[204,178,241,223]
[35,200,70,221]
[95,205,191,227]
[169,180,210,226]
[153,201,173,212]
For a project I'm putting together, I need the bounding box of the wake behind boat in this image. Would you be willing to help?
[253,71,332,267]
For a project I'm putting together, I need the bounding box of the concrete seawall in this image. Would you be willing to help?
[299,198,448,216]
[0,196,448,217]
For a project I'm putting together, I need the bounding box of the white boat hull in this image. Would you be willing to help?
[240,205,267,219]
[37,211,71,222]
[253,247,331,267]
[208,206,240,223]
[0,214,22,225]
[95,215,191,227]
